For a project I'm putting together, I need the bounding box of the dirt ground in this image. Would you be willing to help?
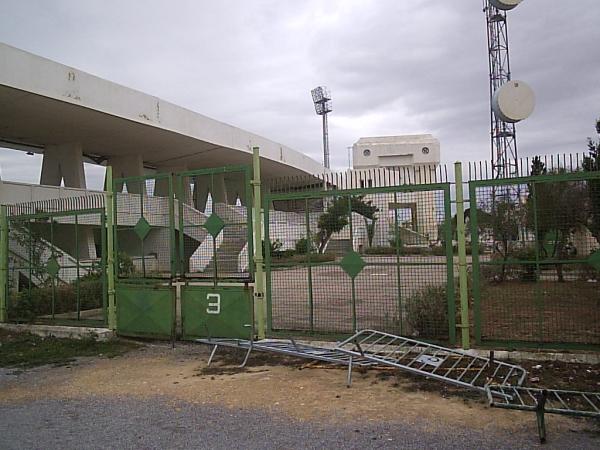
[480,280,600,345]
[1,341,598,441]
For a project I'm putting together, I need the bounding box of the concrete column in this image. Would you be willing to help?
[193,176,210,212]
[211,174,227,205]
[154,164,190,203]
[40,143,86,188]
[224,175,246,206]
[107,155,145,194]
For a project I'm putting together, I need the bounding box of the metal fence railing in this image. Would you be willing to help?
[4,196,107,326]
[469,162,600,349]
[1,152,599,349]
[264,170,456,344]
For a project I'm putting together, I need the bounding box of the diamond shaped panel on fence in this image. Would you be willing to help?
[133,217,152,240]
[46,256,60,278]
[203,213,225,238]
[340,250,366,279]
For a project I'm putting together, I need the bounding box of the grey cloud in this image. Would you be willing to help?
[0,0,598,177]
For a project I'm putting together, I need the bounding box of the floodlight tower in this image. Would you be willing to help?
[484,0,534,179]
[311,86,333,169]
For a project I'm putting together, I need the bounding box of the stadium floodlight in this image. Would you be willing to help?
[311,86,332,169]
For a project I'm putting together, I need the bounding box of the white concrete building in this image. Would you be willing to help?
[352,135,440,170]
[351,135,442,248]
[0,42,326,199]
[0,42,329,275]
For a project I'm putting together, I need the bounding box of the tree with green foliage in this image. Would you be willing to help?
[480,198,523,281]
[316,196,378,253]
[526,157,588,281]
[583,118,600,245]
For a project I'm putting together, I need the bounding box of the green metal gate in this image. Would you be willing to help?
[469,169,600,349]
[113,165,254,339]
[264,173,456,344]
[113,172,176,338]
[175,166,254,340]
[4,197,107,326]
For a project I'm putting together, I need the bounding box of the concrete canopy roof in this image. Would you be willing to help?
[0,42,326,180]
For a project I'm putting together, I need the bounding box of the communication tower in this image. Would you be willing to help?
[484,0,534,179]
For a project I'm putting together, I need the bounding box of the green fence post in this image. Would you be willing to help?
[252,146,266,339]
[454,162,470,349]
[105,166,117,330]
[0,205,8,323]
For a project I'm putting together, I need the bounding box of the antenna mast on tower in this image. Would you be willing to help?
[484,0,517,178]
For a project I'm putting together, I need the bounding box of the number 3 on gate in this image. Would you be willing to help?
[206,293,221,315]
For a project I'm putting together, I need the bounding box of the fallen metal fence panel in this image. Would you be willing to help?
[195,337,378,386]
[335,329,526,395]
[486,385,600,443]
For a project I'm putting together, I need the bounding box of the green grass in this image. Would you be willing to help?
[0,329,138,369]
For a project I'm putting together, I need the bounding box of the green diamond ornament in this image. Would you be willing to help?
[47,257,60,277]
[133,217,151,240]
[588,250,600,271]
[203,213,225,238]
[340,250,366,279]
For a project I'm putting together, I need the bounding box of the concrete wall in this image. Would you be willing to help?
[0,179,102,205]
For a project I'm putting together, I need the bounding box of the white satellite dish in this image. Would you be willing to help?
[492,80,535,123]
[490,0,523,10]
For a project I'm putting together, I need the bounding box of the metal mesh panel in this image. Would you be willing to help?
[114,174,174,279]
[6,208,106,325]
[266,181,455,342]
[176,167,253,281]
[471,168,600,347]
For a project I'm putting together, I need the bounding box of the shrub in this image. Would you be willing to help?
[272,253,335,265]
[7,275,104,323]
[118,252,135,277]
[364,246,396,255]
[405,285,449,339]
[262,239,284,258]
[388,234,403,250]
[294,237,316,255]
[512,246,537,281]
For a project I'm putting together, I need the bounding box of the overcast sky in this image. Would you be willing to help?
[0,0,598,188]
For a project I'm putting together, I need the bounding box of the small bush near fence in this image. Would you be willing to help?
[364,245,479,256]
[405,285,449,339]
[7,275,103,323]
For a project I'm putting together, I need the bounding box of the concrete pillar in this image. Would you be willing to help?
[154,164,190,204]
[211,174,227,205]
[193,176,210,212]
[107,155,145,194]
[224,175,246,206]
[40,143,86,188]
